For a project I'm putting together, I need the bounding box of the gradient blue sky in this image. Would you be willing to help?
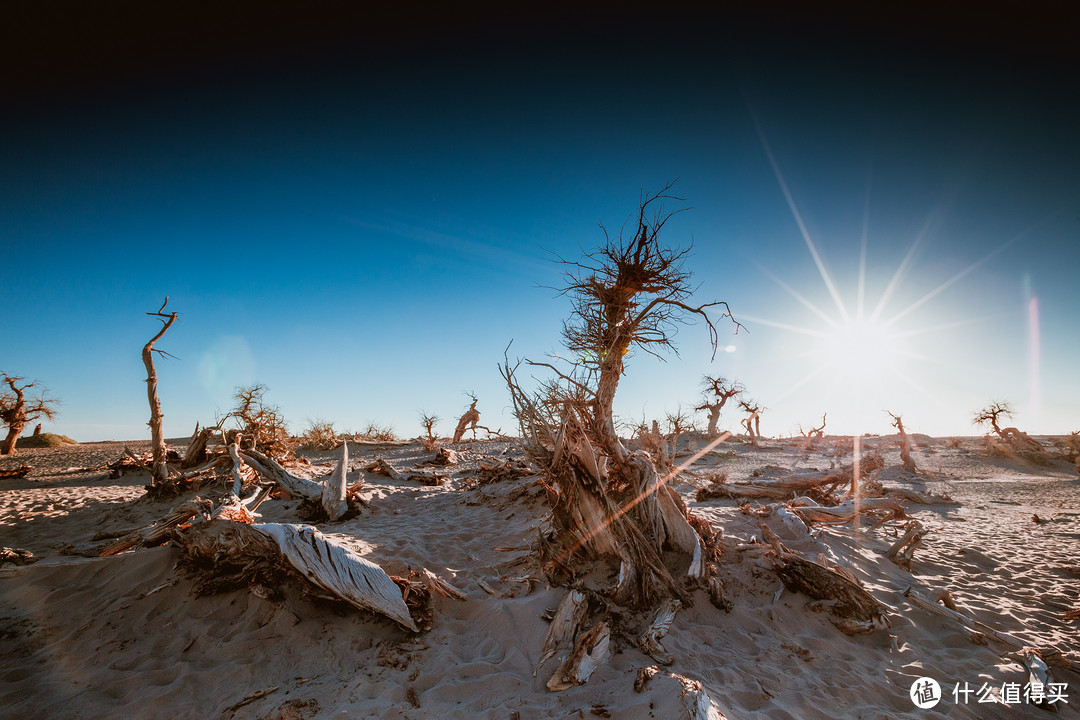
[3,3,1078,441]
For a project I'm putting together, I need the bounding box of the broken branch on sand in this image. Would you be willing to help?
[761,523,889,634]
[885,521,928,570]
[98,498,213,557]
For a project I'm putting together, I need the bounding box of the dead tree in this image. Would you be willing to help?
[142,299,178,485]
[452,394,480,443]
[419,412,440,451]
[1,374,59,456]
[501,183,742,610]
[798,413,827,452]
[972,401,1013,440]
[972,400,1044,458]
[738,399,763,447]
[887,411,918,473]
[419,412,438,441]
[695,376,742,437]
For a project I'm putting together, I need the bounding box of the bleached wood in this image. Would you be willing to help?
[546,621,610,691]
[320,441,348,521]
[419,568,467,600]
[241,448,323,503]
[365,458,406,483]
[253,522,418,631]
[99,498,212,556]
[536,589,587,675]
[788,497,906,525]
[639,598,680,665]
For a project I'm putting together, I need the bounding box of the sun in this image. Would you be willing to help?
[815,317,902,378]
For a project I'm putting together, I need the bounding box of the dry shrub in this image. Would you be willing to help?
[356,422,398,442]
[228,384,292,456]
[299,420,340,451]
[695,470,729,502]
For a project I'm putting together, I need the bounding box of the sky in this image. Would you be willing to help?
[3,2,1078,441]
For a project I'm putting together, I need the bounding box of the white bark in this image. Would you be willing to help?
[320,441,348,521]
[253,523,417,632]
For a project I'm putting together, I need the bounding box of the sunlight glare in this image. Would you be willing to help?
[816,317,900,377]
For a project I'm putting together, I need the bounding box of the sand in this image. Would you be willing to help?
[1,434,1078,719]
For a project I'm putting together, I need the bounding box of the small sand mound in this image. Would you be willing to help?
[15,433,77,449]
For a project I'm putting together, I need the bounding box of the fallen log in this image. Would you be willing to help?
[419,447,461,466]
[702,454,887,502]
[254,522,417,631]
[365,458,406,483]
[883,487,957,505]
[762,523,889,633]
[406,471,444,486]
[241,448,324,503]
[902,586,1080,673]
[99,498,213,556]
[0,465,32,479]
[788,497,906,526]
[179,520,418,632]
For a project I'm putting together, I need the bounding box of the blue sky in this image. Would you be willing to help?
[3,3,1078,440]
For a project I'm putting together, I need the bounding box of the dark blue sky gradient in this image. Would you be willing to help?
[3,2,1078,439]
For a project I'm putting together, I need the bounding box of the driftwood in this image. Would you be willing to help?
[179,520,418,632]
[1018,649,1058,713]
[406,470,444,486]
[634,669,728,719]
[788,497,906,526]
[536,589,588,675]
[365,458,406,483]
[882,487,957,505]
[469,457,533,487]
[885,521,928,570]
[639,598,680,665]
[181,423,216,469]
[419,447,460,466]
[547,621,610,691]
[0,465,33,479]
[762,524,889,634]
[904,586,1080,676]
[418,568,467,600]
[253,523,418,631]
[703,454,886,502]
[241,448,323,503]
[99,498,213,556]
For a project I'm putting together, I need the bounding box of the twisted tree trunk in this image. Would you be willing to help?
[143,300,178,486]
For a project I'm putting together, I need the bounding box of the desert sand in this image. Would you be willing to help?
[1,433,1078,719]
